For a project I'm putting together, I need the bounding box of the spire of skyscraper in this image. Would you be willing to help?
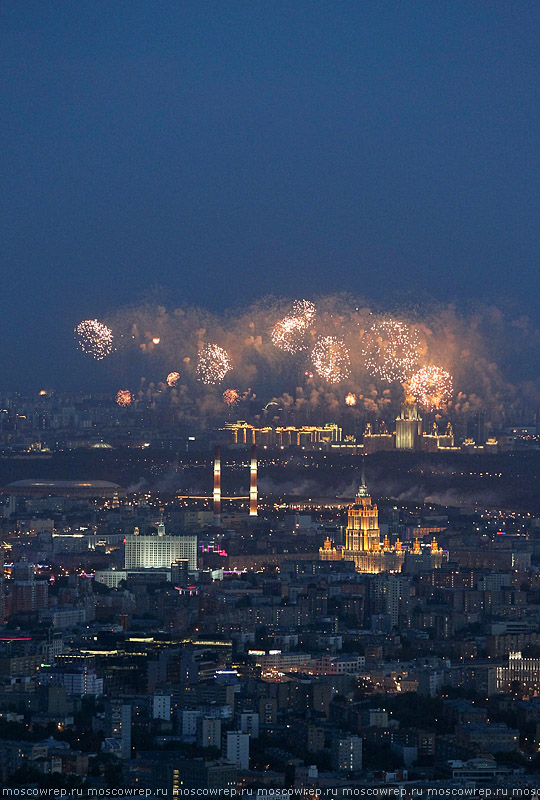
[358,456,369,497]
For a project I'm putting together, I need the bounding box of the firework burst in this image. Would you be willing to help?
[75,320,114,360]
[197,344,232,385]
[271,299,316,353]
[223,388,240,406]
[292,299,316,324]
[345,392,357,406]
[71,295,529,423]
[364,319,420,382]
[312,336,350,383]
[409,365,453,410]
[116,389,132,407]
[271,315,308,353]
[166,371,180,387]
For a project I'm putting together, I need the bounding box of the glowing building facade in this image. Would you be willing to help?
[124,522,197,570]
[312,473,405,573]
[363,418,455,453]
[319,537,343,561]
[227,421,342,447]
[363,421,394,454]
[342,477,405,574]
[320,467,447,574]
[395,396,422,451]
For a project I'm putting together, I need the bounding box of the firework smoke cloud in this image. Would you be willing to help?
[73,295,540,425]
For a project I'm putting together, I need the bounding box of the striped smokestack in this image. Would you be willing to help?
[249,444,258,516]
[213,445,221,526]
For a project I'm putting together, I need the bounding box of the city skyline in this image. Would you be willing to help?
[3,5,540,792]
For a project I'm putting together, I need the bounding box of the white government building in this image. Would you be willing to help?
[124,521,198,571]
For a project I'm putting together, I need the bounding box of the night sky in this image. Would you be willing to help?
[2,2,540,388]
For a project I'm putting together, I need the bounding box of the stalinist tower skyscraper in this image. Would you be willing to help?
[343,464,405,574]
[321,463,445,574]
[395,386,422,450]
[345,469,380,553]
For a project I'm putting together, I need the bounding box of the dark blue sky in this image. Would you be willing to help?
[2,2,540,388]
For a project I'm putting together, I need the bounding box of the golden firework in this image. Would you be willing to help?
[116,389,132,407]
[409,365,453,410]
[197,344,232,385]
[223,388,240,406]
[271,299,316,353]
[312,336,350,383]
[166,371,180,387]
[364,319,420,382]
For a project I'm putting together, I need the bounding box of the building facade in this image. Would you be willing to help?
[124,522,197,570]
[343,479,405,574]
[395,397,422,451]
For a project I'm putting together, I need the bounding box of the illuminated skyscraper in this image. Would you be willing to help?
[345,479,380,554]
[395,394,422,450]
[343,468,404,574]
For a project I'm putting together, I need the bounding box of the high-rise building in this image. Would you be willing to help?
[224,730,249,770]
[331,735,362,772]
[395,396,422,450]
[323,468,446,575]
[171,559,189,587]
[7,559,48,616]
[124,523,197,570]
[152,694,171,721]
[104,700,131,760]
[197,717,221,750]
[368,573,411,627]
[258,697,277,725]
[343,473,404,574]
[475,409,488,444]
[238,711,259,739]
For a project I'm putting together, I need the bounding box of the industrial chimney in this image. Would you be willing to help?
[249,444,258,516]
[213,445,221,526]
